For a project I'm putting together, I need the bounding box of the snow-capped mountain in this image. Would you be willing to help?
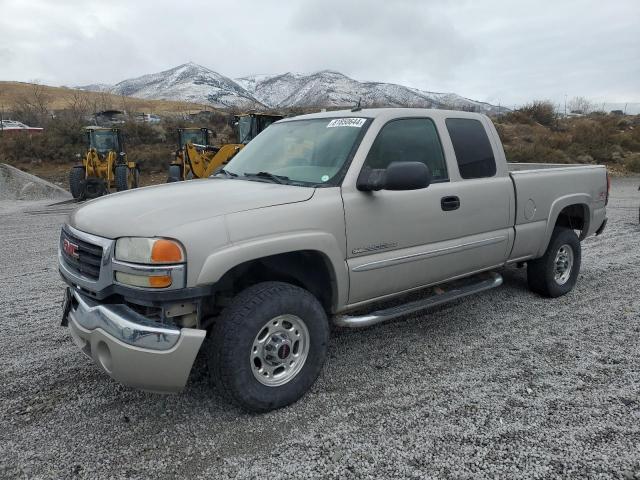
[235,70,499,112]
[91,63,265,109]
[75,83,112,93]
[78,63,502,113]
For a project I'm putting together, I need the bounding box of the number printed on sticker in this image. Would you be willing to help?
[326,118,366,128]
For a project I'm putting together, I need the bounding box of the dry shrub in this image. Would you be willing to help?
[503,110,535,125]
[128,144,174,173]
[625,153,640,173]
[496,111,640,167]
[504,143,571,164]
[0,123,84,165]
[505,101,556,126]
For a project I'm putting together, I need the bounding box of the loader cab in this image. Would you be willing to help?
[86,127,123,155]
[236,113,283,144]
[178,128,210,149]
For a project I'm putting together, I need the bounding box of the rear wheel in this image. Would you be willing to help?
[527,227,581,297]
[131,167,140,188]
[206,281,329,412]
[167,165,182,183]
[69,166,85,200]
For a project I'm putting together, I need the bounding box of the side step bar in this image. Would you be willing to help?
[334,272,503,328]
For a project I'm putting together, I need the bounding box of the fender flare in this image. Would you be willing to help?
[537,194,591,257]
[196,231,349,311]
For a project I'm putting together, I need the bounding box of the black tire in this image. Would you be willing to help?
[207,281,329,412]
[527,227,581,297]
[167,165,182,183]
[114,165,130,192]
[69,166,85,200]
[132,167,140,188]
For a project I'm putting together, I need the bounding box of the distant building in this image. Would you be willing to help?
[90,110,127,126]
[135,113,161,124]
[0,119,44,134]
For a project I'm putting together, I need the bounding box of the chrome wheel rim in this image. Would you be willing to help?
[554,244,574,285]
[251,314,309,387]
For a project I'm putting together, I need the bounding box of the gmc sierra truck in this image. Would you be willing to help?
[59,108,608,412]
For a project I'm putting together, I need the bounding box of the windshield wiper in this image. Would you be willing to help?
[216,168,238,178]
[243,171,290,184]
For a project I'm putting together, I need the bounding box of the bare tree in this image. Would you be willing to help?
[568,96,593,115]
[11,82,52,126]
[65,90,92,124]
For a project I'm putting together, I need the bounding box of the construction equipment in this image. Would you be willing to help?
[167,113,283,182]
[69,127,139,200]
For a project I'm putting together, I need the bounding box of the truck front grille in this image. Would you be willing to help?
[60,229,104,281]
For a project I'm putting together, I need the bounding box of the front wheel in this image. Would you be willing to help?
[206,281,329,412]
[115,165,137,191]
[527,227,581,297]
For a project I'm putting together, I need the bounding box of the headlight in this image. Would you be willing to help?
[114,237,185,289]
[115,237,185,264]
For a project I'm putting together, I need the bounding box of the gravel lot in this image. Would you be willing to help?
[1,178,639,479]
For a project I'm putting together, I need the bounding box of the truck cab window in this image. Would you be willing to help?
[446,118,496,179]
[364,118,448,181]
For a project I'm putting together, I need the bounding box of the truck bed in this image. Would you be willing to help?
[506,162,608,262]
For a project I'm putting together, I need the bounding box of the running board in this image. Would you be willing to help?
[334,272,503,328]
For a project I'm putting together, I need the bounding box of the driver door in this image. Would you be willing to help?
[341,117,509,305]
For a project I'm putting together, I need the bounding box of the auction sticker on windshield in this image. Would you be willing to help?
[326,118,366,128]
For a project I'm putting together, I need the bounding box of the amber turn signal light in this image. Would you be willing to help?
[151,239,184,264]
[149,274,172,288]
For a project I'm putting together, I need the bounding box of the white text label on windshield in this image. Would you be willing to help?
[326,118,366,128]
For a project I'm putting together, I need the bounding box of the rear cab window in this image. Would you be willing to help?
[445,118,496,179]
[364,118,448,181]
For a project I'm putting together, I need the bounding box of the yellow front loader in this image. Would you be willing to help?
[69,127,139,199]
[167,113,283,182]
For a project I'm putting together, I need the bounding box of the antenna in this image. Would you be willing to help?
[351,97,362,112]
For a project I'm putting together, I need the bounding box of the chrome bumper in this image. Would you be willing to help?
[66,288,206,393]
[69,288,182,350]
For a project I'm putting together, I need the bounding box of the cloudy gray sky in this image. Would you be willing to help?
[1,0,638,107]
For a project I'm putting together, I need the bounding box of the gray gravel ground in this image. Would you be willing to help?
[1,178,639,479]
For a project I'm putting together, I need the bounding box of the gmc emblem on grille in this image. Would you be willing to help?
[63,238,79,258]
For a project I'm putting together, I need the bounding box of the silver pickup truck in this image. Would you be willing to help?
[59,108,608,411]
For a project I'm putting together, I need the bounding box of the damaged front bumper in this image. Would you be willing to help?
[64,287,206,393]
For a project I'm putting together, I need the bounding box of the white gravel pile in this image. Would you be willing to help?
[0,163,70,201]
[0,178,638,479]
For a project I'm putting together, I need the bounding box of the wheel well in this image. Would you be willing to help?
[555,204,588,237]
[214,251,336,313]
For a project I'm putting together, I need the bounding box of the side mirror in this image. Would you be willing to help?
[385,161,431,190]
[357,161,431,192]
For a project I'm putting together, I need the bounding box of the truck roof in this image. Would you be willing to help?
[280,107,489,123]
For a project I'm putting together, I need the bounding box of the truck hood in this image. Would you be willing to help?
[69,178,315,238]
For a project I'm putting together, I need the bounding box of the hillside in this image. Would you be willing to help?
[0,81,211,115]
[78,63,504,113]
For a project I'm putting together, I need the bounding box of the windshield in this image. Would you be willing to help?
[180,130,207,147]
[89,130,118,152]
[224,117,369,186]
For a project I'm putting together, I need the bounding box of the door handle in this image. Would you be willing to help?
[441,196,460,211]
